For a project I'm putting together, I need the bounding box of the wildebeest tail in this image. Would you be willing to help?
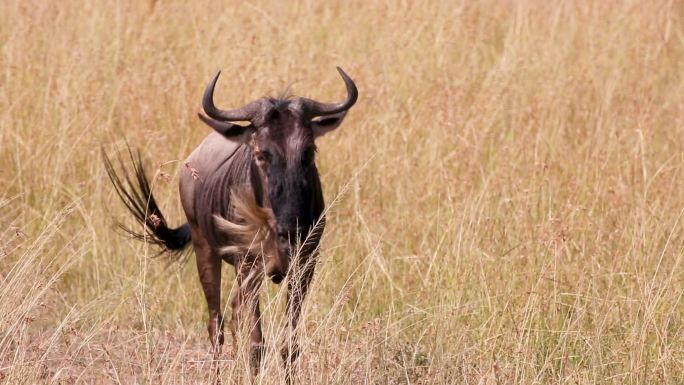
[102,146,191,260]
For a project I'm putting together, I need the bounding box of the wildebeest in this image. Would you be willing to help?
[103,67,357,378]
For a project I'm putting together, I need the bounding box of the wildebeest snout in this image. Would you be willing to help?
[265,230,290,284]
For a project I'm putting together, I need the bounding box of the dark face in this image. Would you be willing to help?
[249,100,320,260]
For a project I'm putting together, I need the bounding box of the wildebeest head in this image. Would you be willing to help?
[198,67,357,282]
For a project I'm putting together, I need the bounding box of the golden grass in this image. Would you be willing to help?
[2,0,684,383]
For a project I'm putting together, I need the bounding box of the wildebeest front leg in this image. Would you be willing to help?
[282,257,316,381]
[231,258,265,375]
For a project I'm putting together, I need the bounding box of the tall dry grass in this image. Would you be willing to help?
[2,0,684,383]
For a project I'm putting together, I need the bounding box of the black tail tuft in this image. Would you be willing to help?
[102,145,191,262]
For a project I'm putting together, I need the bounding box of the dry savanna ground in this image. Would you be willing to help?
[2,1,684,384]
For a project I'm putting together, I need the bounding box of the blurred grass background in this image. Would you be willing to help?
[1,0,684,383]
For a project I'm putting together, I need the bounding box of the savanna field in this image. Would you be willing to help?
[2,1,684,383]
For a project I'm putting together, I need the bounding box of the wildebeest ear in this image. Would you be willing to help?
[311,111,347,138]
[198,113,253,142]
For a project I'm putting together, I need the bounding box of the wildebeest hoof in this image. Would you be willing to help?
[208,316,225,348]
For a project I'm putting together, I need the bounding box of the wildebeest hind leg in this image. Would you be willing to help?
[191,227,224,356]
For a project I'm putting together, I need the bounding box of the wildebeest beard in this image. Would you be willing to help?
[213,186,277,260]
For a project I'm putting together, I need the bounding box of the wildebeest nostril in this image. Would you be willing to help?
[270,273,284,284]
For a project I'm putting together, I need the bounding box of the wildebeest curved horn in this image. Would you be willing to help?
[202,71,262,122]
[303,67,358,116]
[197,113,251,137]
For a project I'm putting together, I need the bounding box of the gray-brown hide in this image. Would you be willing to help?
[103,67,357,378]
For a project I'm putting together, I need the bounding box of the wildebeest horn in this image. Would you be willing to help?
[303,67,358,116]
[202,71,263,122]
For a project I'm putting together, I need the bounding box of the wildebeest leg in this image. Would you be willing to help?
[230,257,264,376]
[281,256,316,383]
[191,227,224,355]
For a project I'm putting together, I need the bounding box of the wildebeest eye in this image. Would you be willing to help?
[254,151,271,165]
